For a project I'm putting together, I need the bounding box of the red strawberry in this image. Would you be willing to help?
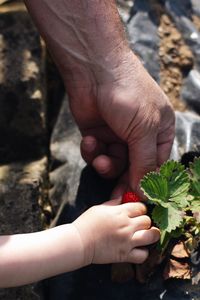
[122,191,140,204]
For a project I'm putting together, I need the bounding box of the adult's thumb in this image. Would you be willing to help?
[128,133,157,197]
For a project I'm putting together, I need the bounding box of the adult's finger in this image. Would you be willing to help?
[92,142,127,178]
[81,137,127,178]
[81,136,106,164]
[157,125,175,166]
[92,154,125,178]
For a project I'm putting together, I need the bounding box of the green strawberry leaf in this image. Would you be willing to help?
[160,161,190,206]
[152,205,183,233]
[160,160,185,178]
[141,160,190,208]
[140,158,200,253]
[191,200,200,211]
[141,172,169,207]
[152,205,183,250]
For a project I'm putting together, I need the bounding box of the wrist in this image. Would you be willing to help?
[25,0,136,90]
[64,49,139,93]
[72,217,95,267]
[62,224,87,269]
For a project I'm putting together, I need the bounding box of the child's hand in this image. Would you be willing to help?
[72,199,160,266]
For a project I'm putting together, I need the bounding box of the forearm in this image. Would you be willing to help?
[24,0,133,88]
[0,224,84,287]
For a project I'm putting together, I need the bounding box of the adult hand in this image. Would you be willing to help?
[24,0,175,194]
[69,53,175,194]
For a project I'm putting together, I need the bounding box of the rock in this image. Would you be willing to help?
[179,45,194,68]
[181,69,200,114]
[49,95,85,223]
[191,0,200,17]
[165,0,200,70]
[165,0,192,18]
[127,0,160,82]
[0,158,46,234]
[0,157,47,299]
[50,95,81,165]
[116,0,133,23]
[170,111,200,161]
[0,5,46,163]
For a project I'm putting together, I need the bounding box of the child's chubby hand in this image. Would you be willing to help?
[72,199,160,267]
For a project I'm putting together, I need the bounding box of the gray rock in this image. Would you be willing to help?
[49,95,85,223]
[127,0,160,82]
[50,96,81,165]
[117,0,133,23]
[165,0,200,69]
[181,69,200,114]
[165,0,192,19]
[0,157,47,300]
[170,111,200,161]
[0,6,46,163]
[191,0,200,17]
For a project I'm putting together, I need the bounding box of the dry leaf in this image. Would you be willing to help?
[164,258,191,280]
[171,241,189,258]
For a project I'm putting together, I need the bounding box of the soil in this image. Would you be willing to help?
[0,0,24,13]
[159,14,194,111]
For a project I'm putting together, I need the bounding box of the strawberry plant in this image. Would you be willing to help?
[140,159,200,253]
[135,158,200,284]
[113,158,200,285]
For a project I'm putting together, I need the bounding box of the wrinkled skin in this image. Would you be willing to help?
[69,53,175,194]
[24,0,175,194]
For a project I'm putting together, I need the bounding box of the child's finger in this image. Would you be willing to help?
[122,202,147,217]
[130,215,151,231]
[132,227,160,248]
[110,172,129,200]
[128,248,149,264]
[103,197,122,206]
